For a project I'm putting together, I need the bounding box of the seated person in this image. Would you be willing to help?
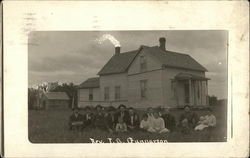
[179,105,199,129]
[127,107,140,131]
[204,108,216,128]
[162,108,176,132]
[140,114,150,131]
[194,116,209,131]
[115,117,127,133]
[147,107,155,128]
[93,105,107,130]
[114,104,129,124]
[180,118,191,135]
[148,112,169,134]
[105,106,116,133]
[83,106,94,128]
[68,107,84,131]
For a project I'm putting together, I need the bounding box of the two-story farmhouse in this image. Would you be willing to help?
[78,37,209,108]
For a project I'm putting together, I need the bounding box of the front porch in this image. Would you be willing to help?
[172,73,210,107]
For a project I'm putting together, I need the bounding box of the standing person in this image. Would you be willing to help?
[68,107,84,131]
[115,104,129,124]
[83,106,94,129]
[93,105,106,130]
[105,106,117,133]
[179,105,199,130]
[149,112,169,133]
[115,117,127,133]
[127,107,140,131]
[162,108,176,132]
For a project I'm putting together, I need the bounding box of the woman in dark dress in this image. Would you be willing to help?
[178,105,198,134]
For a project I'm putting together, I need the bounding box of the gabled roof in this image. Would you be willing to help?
[78,77,100,89]
[145,46,207,72]
[44,92,70,100]
[97,50,139,75]
[97,45,207,75]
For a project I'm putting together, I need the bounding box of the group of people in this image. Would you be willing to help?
[69,104,216,135]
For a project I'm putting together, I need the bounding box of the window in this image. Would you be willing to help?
[171,80,176,98]
[89,88,93,101]
[104,87,109,101]
[115,86,121,100]
[140,80,147,99]
[140,55,147,72]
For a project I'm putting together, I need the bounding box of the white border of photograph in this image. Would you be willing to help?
[3,1,249,157]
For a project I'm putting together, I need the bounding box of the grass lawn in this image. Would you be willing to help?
[28,105,227,143]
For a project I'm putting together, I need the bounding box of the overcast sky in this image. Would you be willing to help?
[28,31,228,99]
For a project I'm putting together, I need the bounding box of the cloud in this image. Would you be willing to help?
[28,31,228,99]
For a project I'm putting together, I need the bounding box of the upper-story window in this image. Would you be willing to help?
[104,87,110,101]
[140,55,147,72]
[140,80,147,99]
[115,86,121,100]
[89,88,93,101]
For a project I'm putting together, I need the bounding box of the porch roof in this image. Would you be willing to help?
[174,73,210,81]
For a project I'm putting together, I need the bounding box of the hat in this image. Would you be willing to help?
[128,107,134,110]
[108,106,116,112]
[118,104,126,109]
[95,104,103,109]
[183,105,191,109]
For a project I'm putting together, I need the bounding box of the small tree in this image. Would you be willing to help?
[208,95,218,106]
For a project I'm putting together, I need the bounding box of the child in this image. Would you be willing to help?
[149,112,169,133]
[115,117,127,132]
[194,116,209,131]
[140,114,150,131]
[180,118,191,135]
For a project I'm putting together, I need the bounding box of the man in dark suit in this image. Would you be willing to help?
[83,106,94,129]
[162,108,176,132]
[127,107,140,131]
[114,104,129,125]
[105,106,117,133]
[68,107,84,131]
[93,105,107,130]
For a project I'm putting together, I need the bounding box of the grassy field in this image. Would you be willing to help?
[28,105,227,143]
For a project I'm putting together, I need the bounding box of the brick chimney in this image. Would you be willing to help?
[159,37,166,51]
[115,47,120,55]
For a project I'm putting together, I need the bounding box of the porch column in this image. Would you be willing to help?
[194,81,197,106]
[176,80,179,106]
[189,79,192,106]
[200,80,203,106]
[206,80,208,105]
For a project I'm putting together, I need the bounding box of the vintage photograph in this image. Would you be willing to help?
[28,31,228,143]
